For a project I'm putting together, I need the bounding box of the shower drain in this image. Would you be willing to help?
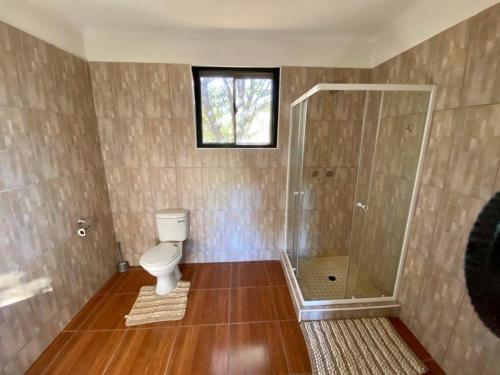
[328,275,337,282]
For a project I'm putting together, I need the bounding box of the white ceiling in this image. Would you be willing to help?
[0,0,497,67]
[23,0,418,36]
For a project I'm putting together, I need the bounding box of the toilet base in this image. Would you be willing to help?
[155,265,182,295]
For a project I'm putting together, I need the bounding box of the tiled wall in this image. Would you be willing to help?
[89,63,370,264]
[0,23,117,374]
[371,3,500,373]
[2,3,499,372]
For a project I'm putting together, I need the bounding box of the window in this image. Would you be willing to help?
[192,67,279,148]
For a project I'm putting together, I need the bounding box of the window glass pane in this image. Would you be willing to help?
[200,76,234,143]
[235,78,273,145]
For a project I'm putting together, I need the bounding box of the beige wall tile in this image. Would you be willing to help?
[0,23,23,107]
[182,211,206,263]
[204,210,228,261]
[176,168,203,211]
[200,149,228,167]
[150,168,178,210]
[142,63,171,119]
[168,64,193,119]
[371,4,500,371]
[432,191,484,282]
[443,294,500,374]
[429,21,468,110]
[0,23,116,374]
[202,167,228,211]
[146,118,175,167]
[445,104,500,200]
[90,63,351,265]
[0,107,29,151]
[110,63,144,118]
[407,184,442,258]
[252,209,277,252]
[413,265,465,363]
[421,110,456,188]
[462,3,500,106]
[88,62,115,118]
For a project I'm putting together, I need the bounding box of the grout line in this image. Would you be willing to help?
[63,328,129,332]
[276,318,294,374]
[34,261,291,374]
[64,294,111,332]
[74,320,299,332]
[162,325,181,375]
[268,281,280,321]
[40,332,76,375]
[441,290,466,366]
[94,282,276,295]
[101,328,129,374]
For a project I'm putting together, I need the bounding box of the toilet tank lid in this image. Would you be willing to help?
[156,208,189,219]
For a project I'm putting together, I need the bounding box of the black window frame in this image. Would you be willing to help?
[192,66,280,149]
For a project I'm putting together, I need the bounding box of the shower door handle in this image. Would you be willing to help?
[356,202,368,211]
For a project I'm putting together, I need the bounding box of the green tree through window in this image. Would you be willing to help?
[193,67,279,148]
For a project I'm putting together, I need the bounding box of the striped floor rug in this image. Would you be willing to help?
[300,318,427,375]
[125,281,190,326]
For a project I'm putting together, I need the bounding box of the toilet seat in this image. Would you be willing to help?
[140,242,182,268]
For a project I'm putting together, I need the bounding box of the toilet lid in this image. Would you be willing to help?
[140,243,181,267]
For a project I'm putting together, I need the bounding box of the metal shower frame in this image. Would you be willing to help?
[282,83,436,312]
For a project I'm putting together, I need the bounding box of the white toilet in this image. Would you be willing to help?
[140,208,189,295]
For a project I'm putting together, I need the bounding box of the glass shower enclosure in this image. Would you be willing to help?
[284,84,435,306]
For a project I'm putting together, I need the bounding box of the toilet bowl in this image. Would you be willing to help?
[140,208,189,295]
[140,242,183,295]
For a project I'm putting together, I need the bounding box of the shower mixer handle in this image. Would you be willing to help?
[356,202,369,211]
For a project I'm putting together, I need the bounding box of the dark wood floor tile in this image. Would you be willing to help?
[64,294,105,331]
[231,261,270,287]
[43,331,124,374]
[108,269,155,293]
[179,263,197,282]
[105,327,178,375]
[191,262,231,289]
[25,332,74,375]
[230,322,288,374]
[278,321,312,374]
[230,287,276,323]
[264,261,287,286]
[271,286,297,320]
[97,272,125,294]
[166,325,230,375]
[79,293,137,330]
[181,289,230,326]
[388,317,432,361]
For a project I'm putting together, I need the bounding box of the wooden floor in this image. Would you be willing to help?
[28,261,444,374]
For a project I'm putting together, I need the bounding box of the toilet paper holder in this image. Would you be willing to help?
[76,218,94,237]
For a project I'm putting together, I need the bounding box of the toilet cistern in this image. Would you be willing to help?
[140,209,190,295]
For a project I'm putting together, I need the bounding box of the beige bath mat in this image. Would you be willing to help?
[300,317,427,375]
[125,281,190,326]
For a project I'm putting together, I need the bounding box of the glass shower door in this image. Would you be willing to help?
[346,90,431,298]
[345,91,383,299]
[285,102,307,274]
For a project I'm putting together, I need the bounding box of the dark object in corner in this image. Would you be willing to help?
[116,241,129,273]
[465,192,500,337]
